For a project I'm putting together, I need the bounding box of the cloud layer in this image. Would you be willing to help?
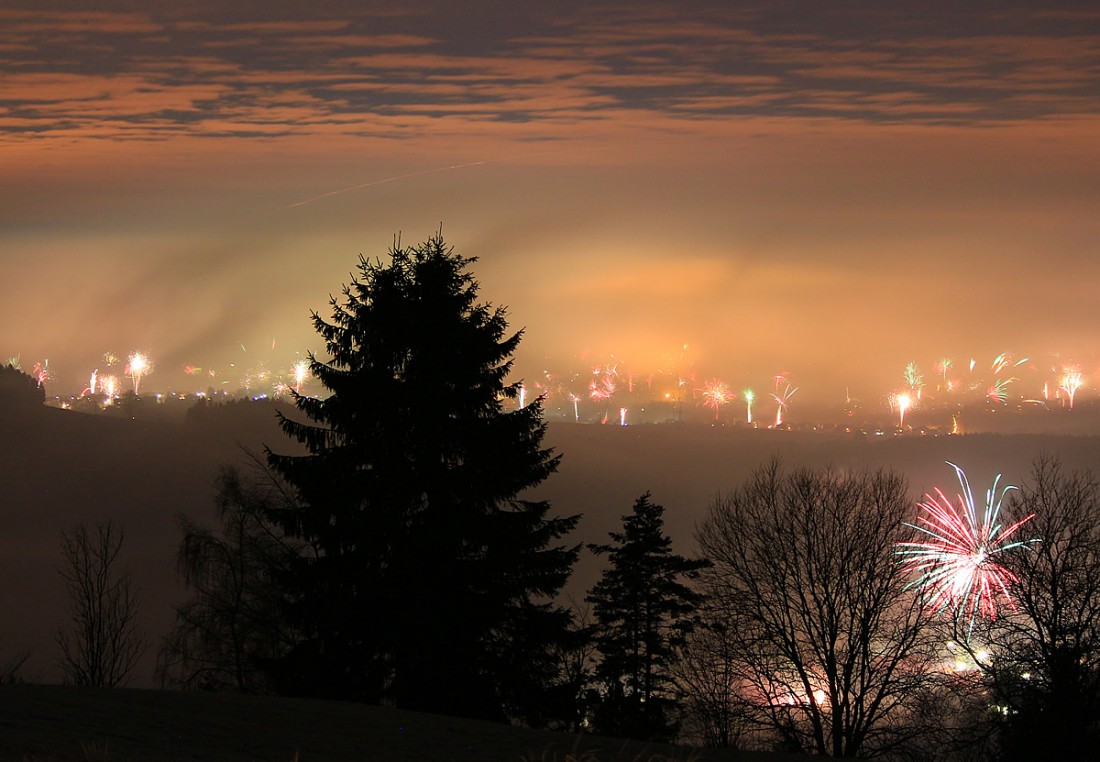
[2,2,1099,402]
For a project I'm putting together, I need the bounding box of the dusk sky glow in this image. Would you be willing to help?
[3,1,1099,402]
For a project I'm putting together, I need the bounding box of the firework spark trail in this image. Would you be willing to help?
[32,360,50,388]
[987,377,1014,405]
[991,352,1030,377]
[742,388,755,424]
[772,383,797,427]
[895,392,912,429]
[897,462,1037,630]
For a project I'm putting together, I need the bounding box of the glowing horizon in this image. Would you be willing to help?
[2,3,1098,406]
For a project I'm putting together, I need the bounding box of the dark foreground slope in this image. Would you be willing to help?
[0,684,807,762]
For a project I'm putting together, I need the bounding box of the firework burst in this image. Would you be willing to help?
[289,358,309,395]
[897,462,1037,627]
[904,362,925,399]
[935,357,953,383]
[1060,366,1083,409]
[986,377,1014,405]
[567,392,580,422]
[699,378,734,420]
[126,352,152,394]
[771,383,797,428]
[588,375,615,401]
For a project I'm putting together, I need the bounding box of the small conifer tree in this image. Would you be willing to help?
[587,492,707,740]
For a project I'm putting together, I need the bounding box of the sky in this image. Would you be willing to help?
[2,1,1099,405]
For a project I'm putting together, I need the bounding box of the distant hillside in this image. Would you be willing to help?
[535,421,1100,593]
[0,401,292,685]
[4,399,1100,688]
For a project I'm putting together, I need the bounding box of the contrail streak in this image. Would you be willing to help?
[285,160,493,209]
[283,144,629,209]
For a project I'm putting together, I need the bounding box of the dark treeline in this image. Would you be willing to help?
[8,236,1097,760]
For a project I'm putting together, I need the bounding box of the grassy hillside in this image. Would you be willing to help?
[0,685,808,762]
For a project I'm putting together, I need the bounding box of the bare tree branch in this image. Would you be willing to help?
[56,520,146,687]
[693,460,946,757]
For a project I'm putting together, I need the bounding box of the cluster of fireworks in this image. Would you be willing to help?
[519,350,1093,428]
[886,353,1091,431]
[517,358,803,427]
[6,350,314,408]
[76,352,155,398]
[7,344,1095,428]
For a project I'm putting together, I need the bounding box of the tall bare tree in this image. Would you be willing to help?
[158,462,302,692]
[56,520,146,686]
[961,456,1100,760]
[695,460,944,757]
[675,607,752,749]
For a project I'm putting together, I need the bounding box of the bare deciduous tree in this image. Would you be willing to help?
[961,456,1100,760]
[695,460,945,757]
[157,462,302,693]
[674,608,753,749]
[56,520,146,686]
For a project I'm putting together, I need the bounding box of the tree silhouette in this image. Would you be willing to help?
[675,607,750,748]
[696,461,943,757]
[266,233,579,722]
[56,520,146,687]
[158,461,301,693]
[586,492,707,741]
[0,363,44,411]
[962,456,1100,760]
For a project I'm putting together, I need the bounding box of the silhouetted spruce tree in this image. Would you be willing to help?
[266,233,579,722]
[586,492,707,741]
